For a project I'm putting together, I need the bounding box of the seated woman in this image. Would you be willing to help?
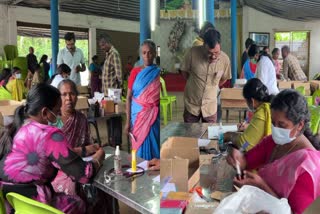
[0,83,105,214]
[240,44,259,80]
[225,78,273,151]
[227,89,320,214]
[125,39,160,160]
[51,64,71,88]
[5,67,27,101]
[51,79,100,195]
[0,68,11,86]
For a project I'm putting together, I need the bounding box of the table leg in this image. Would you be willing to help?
[226,110,229,123]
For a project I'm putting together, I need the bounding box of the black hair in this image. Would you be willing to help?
[99,33,112,44]
[203,29,221,49]
[0,83,61,159]
[57,79,79,96]
[12,67,20,74]
[199,21,215,38]
[243,78,274,103]
[248,44,259,58]
[92,55,98,61]
[32,64,41,71]
[245,38,255,49]
[50,64,71,83]
[64,32,75,41]
[281,45,290,53]
[272,48,280,55]
[0,68,12,86]
[39,55,48,64]
[263,46,269,51]
[271,89,320,150]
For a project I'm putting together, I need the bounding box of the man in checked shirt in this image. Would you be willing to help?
[99,34,123,95]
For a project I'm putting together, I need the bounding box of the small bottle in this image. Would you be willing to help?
[218,122,226,153]
[114,146,122,175]
[131,150,137,172]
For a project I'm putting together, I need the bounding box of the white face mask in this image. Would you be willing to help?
[271,124,297,145]
[15,73,21,79]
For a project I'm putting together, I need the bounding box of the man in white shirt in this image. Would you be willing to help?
[255,53,279,95]
[57,32,86,85]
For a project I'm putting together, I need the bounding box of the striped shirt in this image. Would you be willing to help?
[282,54,307,81]
[102,46,122,95]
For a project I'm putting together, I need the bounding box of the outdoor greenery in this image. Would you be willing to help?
[165,0,185,10]
[274,32,308,41]
[17,36,89,64]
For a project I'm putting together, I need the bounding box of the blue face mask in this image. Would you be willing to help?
[48,110,64,129]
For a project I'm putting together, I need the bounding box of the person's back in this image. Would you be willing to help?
[284,54,307,81]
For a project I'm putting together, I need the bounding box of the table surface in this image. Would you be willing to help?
[94,147,160,214]
[160,122,235,203]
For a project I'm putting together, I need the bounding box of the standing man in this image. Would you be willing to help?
[181,29,231,123]
[99,34,123,147]
[26,47,38,73]
[281,45,307,81]
[57,32,86,85]
[99,34,122,95]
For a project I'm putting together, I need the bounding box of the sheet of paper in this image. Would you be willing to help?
[198,139,211,147]
[153,175,160,183]
[208,125,238,139]
[126,160,149,172]
[161,183,176,198]
[82,155,93,162]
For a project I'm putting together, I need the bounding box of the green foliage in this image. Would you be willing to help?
[274,32,308,42]
[17,36,89,64]
[166,0,185,10]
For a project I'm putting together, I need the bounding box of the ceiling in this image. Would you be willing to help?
[1,0,320,22]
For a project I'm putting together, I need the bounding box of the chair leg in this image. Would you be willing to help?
[169,102,173,121]
[88,120,101,146]
[161,105,168,125]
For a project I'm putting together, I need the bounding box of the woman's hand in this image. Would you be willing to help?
[148,159,160,171]
[237,121,248,132]
[94,148,105,163]
[234,170,267,189]
[86,144,100,156]
[226,148,246,170]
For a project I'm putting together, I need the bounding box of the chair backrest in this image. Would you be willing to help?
[12,57,28,80]
[160,77,168,97]
[6,192,63,214]
[312,89,320,106]
[309,106,320,135]
[3,45,18,61]
[295,86,305,95]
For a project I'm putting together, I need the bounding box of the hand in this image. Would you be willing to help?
[86,144,100,156]
[76,65,82,73]
[237,121,248,132]
[233,170,267,189]
[226,148,246,170]
[148,159,160,171]
[94,148,105,163]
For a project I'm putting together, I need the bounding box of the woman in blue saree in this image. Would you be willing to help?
[125,40,160,160]
[240,44,259,80]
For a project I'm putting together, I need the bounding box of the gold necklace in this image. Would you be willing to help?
[270,140,299,163]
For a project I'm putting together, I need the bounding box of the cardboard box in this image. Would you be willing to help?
[310,81,320,94]
[75,96,89,110]
[292,82,311,96]
[161,137,200,192]
[278,81,292,89]
[104,100,115,113]
[77,85,89,95]
[185,202,219,214]
[0,100,22,127]
[115,102,126,113]
[220,88,247,109]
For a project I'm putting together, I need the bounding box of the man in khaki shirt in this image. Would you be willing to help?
[181,29,231,123]
[281,45,307,81]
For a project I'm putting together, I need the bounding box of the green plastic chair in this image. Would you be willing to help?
[312,89,320,106]
[0,191,6,214]
[160,89,172,120]
[12,57,28,80]
[305,96,313,106]
[160,77,177,115]
[3,45,18,61]
[6,192,63,214]
[295,86,305,95]
[160,90,171,125]
[309,106,320,135]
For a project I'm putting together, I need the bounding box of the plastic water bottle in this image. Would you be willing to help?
[218,122,226,153]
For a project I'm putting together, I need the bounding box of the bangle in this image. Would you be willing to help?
[93,158,101,168]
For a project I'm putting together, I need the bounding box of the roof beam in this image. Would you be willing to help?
[10,0,24,5]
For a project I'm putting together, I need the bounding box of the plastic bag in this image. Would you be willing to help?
[214,185,291,214]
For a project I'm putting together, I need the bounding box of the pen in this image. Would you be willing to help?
[235,160,242,180]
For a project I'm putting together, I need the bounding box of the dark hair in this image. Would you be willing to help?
[271,89,320,149]
[12,67,20,74]
[0,68,12,86]
[141,39,157,54]
[245,38,255,49]
[57,64,71,75]
[203,29,221,49]
[248,44,259,58]
[0,83,61,159]
[39,55,48,64]
[263,47,269,51]
[64,32,75,41]
[243,78,274,103]
[99,34,112,44]
[92,55,98,61]
[281,45,290,53]
[57,79,79,96]
[272,48,280,55]
[199,21,215,38]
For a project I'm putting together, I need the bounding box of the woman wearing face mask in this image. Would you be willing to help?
[5,67,27,101]
[50,63,71,88]
[224,78,273,151]
[0,83,105,213]
[227,89,320,214]
[240,44,259,80]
